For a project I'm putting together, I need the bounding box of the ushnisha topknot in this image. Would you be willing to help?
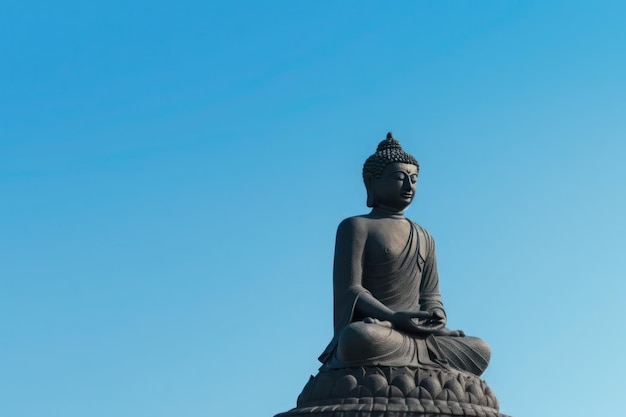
[362,132,419,180]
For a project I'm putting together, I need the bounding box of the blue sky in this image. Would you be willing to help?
[2,1,626,416]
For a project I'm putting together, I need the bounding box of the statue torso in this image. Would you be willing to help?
[356,215,425,312]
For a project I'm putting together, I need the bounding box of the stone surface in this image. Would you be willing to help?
[276,366,502,417]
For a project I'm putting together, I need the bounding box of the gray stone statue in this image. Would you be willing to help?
[276,133,509,417]
[319,133,490,376]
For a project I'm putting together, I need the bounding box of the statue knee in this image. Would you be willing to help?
[339,321,382,345]
[465,336,491,362]
[336,321,397,362]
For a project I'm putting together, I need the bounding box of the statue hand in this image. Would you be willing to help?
[415,310,466,337]
[409,308,445,332]
[426,309,446,328]
[392,311,433,334]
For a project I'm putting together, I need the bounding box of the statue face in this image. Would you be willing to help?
[371,162,418,210]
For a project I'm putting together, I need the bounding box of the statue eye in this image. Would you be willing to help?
[410,175,417,183]
[394,174,406,181]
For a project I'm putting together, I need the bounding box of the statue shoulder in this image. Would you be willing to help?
[407,219,436,244]
[336,215,370,236]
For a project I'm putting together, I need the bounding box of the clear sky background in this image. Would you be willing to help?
[2,1,625,417]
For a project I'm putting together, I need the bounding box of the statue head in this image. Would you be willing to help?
[363,132,419,208]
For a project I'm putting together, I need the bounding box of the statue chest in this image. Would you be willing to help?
[364,223,414,264]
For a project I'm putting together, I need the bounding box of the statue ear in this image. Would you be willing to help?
[364,173,377,207]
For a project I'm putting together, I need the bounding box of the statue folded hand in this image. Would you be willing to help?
[392,310,445,334]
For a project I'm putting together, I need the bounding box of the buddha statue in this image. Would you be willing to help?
[276,133,507,417]
[318,132,491,376]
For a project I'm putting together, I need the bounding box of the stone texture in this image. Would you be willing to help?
[276,365,504,417]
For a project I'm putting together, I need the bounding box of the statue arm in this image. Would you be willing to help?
[419,231,465,337]
[419,232,446,318]
[333,218,395,323]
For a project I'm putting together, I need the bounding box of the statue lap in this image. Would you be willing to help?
[331,321,491,377]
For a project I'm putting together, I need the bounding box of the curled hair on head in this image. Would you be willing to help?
[362,132,419,180]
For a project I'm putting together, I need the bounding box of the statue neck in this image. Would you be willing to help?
[370,205,406,219]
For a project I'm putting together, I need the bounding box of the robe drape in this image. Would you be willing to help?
[319,220,489,375]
